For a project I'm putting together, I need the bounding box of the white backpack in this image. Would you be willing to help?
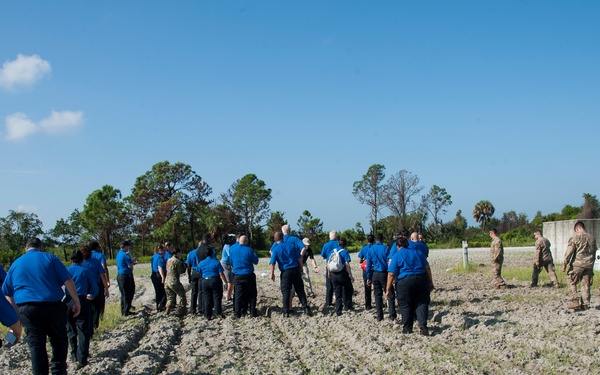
[327,248,345,272]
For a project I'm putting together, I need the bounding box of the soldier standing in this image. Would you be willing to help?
[562,221,597,310]
[489,228,507,289]
[165,248,188,315]
[531,230,559,288]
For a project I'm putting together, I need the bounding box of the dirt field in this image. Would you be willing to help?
[2,247,599,374]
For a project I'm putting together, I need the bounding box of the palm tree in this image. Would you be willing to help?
[473,200,495,229]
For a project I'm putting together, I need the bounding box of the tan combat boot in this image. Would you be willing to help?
[567,298,582,310]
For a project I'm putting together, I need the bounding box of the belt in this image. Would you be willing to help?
[204,276,219,279]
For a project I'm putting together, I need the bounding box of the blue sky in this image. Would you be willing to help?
[1,1,598,233]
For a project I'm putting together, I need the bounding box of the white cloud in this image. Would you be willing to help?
[39,110,84,134]
[4,112,38,141]
[3,110,84,141]
[0,54,51,90]
[16,204,39,214]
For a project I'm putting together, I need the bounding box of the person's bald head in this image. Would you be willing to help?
[240,235,249,245]
[282,225,290,234]
[410,232,418,241]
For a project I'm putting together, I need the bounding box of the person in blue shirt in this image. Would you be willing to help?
[151,244,167,312]
[328,237,355,316]
[410,232,429,258]
[80,245,109,333]
[90,241,109,326]
[270,232,312,317]
[0,288,21,345]
[220,234,235,304]
[366,234,391,321]
[230,235,259,318]
[0,263,7,287]
[66,249,99,369]
[386,236,434,336]
[2,237,81,375]
[320,230,339,308]
[116,239,138,316]
[357,235,374,310]
[198,248,228,320]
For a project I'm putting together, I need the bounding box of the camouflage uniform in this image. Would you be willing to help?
[490,237,507,288]
[531,236,559,287]
[563,232,597,309]
[165,256,187,313]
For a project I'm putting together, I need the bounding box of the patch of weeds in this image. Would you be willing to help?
[447,263,478,274]
[97,301,127,333]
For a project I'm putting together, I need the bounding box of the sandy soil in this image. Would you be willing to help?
[2,247,599,374]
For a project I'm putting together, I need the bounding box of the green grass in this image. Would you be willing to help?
[96,301,128,334]
[447,263,481,274]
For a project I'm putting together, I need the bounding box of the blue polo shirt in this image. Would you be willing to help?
[366,242,389,280]
[198,256,224,278]
[164,251,173,262]
[185,249,200,272]
[0,264,7,285]
[358,243,372,262]
[91,250,107,266]
[388,246,429,280]
[151,253,166,273]
[221,244,232,265]
[321,240,339,261]
[388,242,398,260]
[230,244,259,275]
[116,249,133,275]
[0,288,18,327]
[67,263,99,298]
[284,234,304,252]
[389,241,428,259]
[82,257,105,284]
[269,241,301,271]
[2,250,71,304]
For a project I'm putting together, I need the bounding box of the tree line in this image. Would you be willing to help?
[1,161,598,264]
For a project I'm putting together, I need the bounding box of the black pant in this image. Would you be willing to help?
[281,268,308,314]
[66,297,93,366]
[190,271,203,314]
[362,269,372,309]
[233,273,257,318]
[202,276,223,319]
[151,272,166,311]
[330,269,354,315]
[18,301,68,375]
[372,270,388,319]
[90,280,105,330]
[117,274,135,315]
[395,274,430,333]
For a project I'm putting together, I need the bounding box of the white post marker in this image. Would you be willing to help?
[462,241,469,268]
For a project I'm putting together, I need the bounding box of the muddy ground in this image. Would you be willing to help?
[1,247,599,374]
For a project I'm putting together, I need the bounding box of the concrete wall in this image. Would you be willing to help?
[543,219,600,267]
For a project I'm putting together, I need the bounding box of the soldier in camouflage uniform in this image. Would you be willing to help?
[562,221,597,310]
[489,228,507,289]
[531,230,559,288]
[165,248,188,315]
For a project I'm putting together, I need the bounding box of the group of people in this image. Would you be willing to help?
[488,221,597,311]
[0,221,596,374]
[1,238,110,374]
